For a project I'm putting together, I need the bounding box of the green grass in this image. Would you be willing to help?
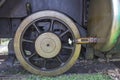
[27,74,112,80]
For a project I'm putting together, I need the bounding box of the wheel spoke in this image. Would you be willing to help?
[33,23,40,34]
[14,11,81,76]
[29,53,36,58]
[49,19,54,31]
[56,56,63,64]
[41,59,47,70]
[22,39,34,43]
[26,53,36,60]
[63,45,74,50]
[60,29,69,37]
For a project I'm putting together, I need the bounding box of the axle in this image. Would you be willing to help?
[76,37,99,44]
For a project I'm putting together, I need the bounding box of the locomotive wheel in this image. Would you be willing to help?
[14,11,81,76]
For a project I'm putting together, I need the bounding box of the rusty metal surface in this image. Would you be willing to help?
[76,37,98,44]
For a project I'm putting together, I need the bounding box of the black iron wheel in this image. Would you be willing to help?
[14,11,81,76]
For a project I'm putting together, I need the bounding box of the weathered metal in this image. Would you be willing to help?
[0,0,83,38]
[88,0,120,52]
[35,32,62,58]
[1,0,120,76]
[76,38,98,44]
[14,10,81,76]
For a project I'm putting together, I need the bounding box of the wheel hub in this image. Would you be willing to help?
[14,11,81,76]
[35,32,61,58]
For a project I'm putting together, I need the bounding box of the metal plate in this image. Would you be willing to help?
[35,32,61,58]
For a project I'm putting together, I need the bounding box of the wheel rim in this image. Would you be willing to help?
[14,11,81,76]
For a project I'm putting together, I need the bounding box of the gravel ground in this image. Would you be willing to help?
[0,58,119,75]
[0,56,120,80]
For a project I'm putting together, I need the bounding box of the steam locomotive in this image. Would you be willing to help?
[0,0,120,76]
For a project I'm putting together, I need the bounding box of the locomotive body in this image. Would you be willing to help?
[0,0,120,76]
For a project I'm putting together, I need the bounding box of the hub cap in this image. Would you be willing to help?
[35,32,61,58]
